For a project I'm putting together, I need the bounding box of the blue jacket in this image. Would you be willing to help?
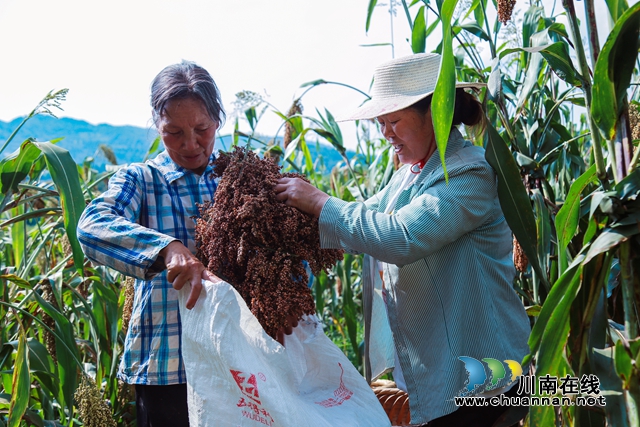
[318,128,530,423]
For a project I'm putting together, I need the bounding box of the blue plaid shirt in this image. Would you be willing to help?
[77,151,217,385]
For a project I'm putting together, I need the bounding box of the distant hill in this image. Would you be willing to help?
[0,115,350,172]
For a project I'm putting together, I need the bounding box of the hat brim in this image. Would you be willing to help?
[336,82,486,122]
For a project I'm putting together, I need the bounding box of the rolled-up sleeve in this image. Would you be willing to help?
[77,167,175,279]
[318,162,497,266]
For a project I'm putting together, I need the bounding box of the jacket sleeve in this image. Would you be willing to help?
[318,161,499,266]
[77,166,177,280]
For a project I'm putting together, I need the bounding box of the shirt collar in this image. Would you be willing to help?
[419,127,466,177]
[149,151,217,183]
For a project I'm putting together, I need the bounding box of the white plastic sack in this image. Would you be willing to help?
[179,279,391,427]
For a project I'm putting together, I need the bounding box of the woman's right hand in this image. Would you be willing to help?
[274,177,330,218]
[159,240,221,309]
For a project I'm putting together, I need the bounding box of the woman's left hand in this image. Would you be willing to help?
[160,240,221,310]
[274,177,330,218]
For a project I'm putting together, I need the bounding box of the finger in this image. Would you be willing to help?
[185,279,202,310]
[202,270,222,283]
[276,329,285,346]
[171,277,187,291]
[284,323,293,336]
[290,316,299,329]
[166,267,178,283]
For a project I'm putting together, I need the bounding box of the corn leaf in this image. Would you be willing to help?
[33,290,80,416]
[31,141,86,274]
[411,6,427,53]
[591,1,640,140]
[555,164,597,254]
[7,331,30,427]
[366,0,378,33]
[0,139,42,211]
[432,0,459,182]
[484,123,547,286]
[583,225,640,265]
[527,262,583,371]
[605,0,630,23]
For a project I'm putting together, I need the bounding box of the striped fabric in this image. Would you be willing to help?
[77,151,217,385]
[318,128,531,424]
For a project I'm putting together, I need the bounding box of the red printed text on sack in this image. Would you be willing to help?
[315,363,354,408]
[231,369,274,426]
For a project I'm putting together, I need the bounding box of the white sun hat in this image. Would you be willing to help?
[338,53,485,121]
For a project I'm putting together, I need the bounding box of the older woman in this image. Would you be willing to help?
[275,53,530,426]
[77,61,224,427]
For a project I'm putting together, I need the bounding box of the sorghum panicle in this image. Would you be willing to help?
[74,374,117,427]
[498,0,517,24]
[195,147,343,338]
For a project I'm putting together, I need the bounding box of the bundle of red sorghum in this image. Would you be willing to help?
[195,146,343,339]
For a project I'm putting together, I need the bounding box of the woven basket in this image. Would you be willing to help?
[371,380,411,426]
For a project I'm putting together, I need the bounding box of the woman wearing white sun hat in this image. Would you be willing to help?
[275,53,530,426]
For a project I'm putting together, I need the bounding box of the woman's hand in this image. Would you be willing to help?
[274,177,330,218]
[159,240,220,309]
[276,314,300,346]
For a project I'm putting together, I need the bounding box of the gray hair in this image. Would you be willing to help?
[151,60,226,127]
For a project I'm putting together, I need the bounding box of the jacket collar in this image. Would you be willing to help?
[422,127,465,173]
[411,127,466,185]
[149,151,217,183]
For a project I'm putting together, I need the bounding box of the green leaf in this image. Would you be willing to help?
[459,22,490,41]
[400,0,414,29]
[366,0,378,33]
[299,138,314,177]
[592,347,631,427]
[283,133,303,162]
[591,1,640,140]
[615,168,640,199]
[484,124,547,285]
[310,126,339,148]
[500,42,582,87]
[0,274,31,290]
[528,262,583,369]
[605,0,630,22]
[522,6,544,48]
[614,340,633,388]
[528,262,582,427]
[33,290,80,416]
[245,107,258,131]
[532,189,551,275]
[426,16,441,39]
[432,0,459,182]
[7,331,30,427]
[537,42,582,87]
[7,339,57,399]
[525,305,542,316]
[555,164,597,251]
[340,255,359,358]
[31,141,86,274]
[583,225,639,265]
[0,207,62,227]
[143,136,162,162]
[411,6,427,53]
[300,78,327,88]
[0,139,42,209]
[487,57,502,102]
